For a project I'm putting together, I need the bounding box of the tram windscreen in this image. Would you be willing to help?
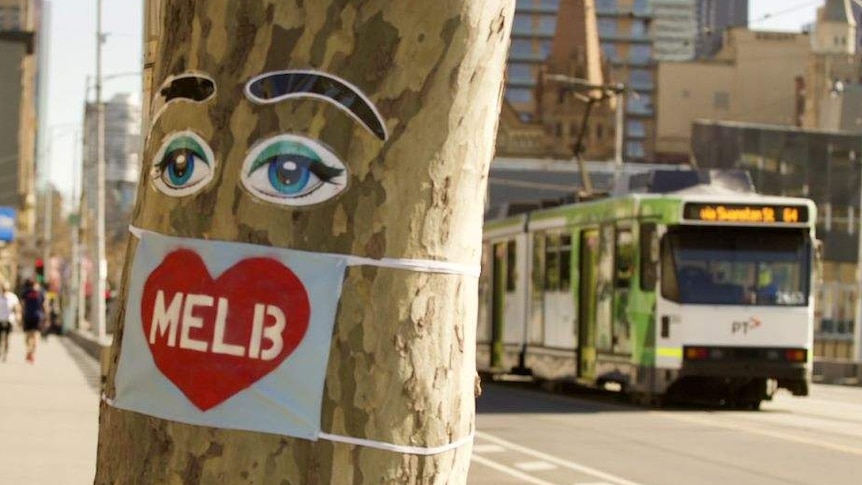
[661,227,810,306]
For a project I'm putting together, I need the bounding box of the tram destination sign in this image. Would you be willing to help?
[683,202,808,224]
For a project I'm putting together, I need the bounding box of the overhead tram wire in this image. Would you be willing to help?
[749,0,821,26]
[676,0,821,54]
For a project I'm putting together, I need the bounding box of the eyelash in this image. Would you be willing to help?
[248,155,344,184]
[150,131,216,197]
[240,134,349,206]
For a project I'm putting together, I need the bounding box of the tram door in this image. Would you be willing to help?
[578,229,599,380]
[490,242,507,368]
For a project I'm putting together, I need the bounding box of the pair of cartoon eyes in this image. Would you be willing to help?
[151,132,347,206]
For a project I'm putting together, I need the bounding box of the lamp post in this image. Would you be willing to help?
[84,66,140,337]
[41,126,80,273]
[94,0,107,340]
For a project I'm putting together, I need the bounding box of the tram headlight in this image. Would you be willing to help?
[784,349,807,363]
[685,347,709,360]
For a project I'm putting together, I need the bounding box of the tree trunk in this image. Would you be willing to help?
[95,1,513,484]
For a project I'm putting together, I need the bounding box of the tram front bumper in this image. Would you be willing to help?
[679,360,809,396]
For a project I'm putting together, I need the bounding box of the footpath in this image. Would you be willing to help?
[0,330,100,484]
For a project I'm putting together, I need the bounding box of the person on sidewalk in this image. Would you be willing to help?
[20,279,46,363]
[0,282,21,362]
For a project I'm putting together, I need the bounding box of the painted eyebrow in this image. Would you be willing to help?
[151,73,216,124]
[245,70,388,141]
[159,75,215,103]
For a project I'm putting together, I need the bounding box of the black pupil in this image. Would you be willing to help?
[168,149,194,177]
[273,155,311,185]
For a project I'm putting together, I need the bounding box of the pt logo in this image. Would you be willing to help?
[141,249,311,411]
[732,317,762,335]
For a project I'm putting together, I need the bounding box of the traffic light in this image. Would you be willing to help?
[35,258,44,284]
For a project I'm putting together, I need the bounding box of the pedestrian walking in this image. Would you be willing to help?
[20,279,46,363]
[0,282,21,362]
[42,285,60,338]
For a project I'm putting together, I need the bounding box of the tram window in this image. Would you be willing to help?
[660,237,680,300]
[532,233,546,294]
[640,223,658,291]
[662,227,809,306]
[506,240,517,291]
[615,228,634,288]
[545,234,561,290]
[530,233,546,344]
[560,234,572,291]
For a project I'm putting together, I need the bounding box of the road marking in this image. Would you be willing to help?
[471,454,559,485]
[475,431,647,485]
[473,444,507,453]
[515,461,558,472]
[662,412,862,457]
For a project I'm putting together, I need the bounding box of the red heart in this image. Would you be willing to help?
[140,249,310,411]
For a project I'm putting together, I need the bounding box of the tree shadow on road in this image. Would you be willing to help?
[476,379,639,415]
[476,378,775,415]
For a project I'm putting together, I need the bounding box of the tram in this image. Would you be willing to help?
[478,170,817,408]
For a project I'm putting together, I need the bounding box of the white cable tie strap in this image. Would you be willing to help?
[129,225,144,239]
[128,225,480,278]
[101,393,115,406]
[342,254,479,277]
[317,431,474,456]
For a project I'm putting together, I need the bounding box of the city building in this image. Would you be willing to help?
[595,0,656,162]
[851,0,862,49]
[82,94,141,231]
[803,0,861,132]
[81,93,141,290]
[498,0,617,162]
[812,0,856,55]
[695,0,748,58]
[652,0,697,61]
[0,0,44,282]
[655,28,810,162]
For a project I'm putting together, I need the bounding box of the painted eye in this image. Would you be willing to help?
[241,134,347,206]
[151,131,215,197]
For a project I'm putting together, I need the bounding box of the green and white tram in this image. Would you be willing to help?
[478,172,817,408]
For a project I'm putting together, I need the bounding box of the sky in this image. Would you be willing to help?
[41,0,824,199]
[43,0,142,199]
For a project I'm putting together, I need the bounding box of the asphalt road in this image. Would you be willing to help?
[468,381,862,485]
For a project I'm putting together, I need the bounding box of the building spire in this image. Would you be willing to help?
[821,0,856,25]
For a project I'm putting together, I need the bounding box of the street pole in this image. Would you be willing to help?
[94,0,107,340]
[42,133,52,275]
[42,186,51,275]
[855,152,862,361]
[613,83,625,186]
[543,74,626,194]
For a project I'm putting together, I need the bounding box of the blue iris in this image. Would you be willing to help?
[245,139,345,201]
[267,156,313,195]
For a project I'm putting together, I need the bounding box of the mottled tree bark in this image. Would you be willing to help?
[95,1,513,484]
